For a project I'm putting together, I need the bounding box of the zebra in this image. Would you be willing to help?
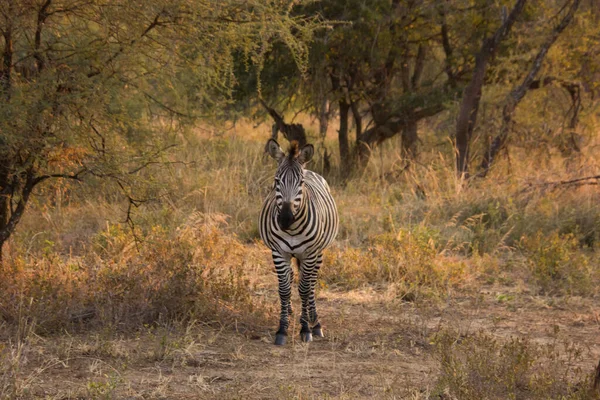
[259,139,339,345]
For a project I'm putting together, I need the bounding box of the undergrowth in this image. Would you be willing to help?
[3,130,599,334]
[0,119,598,398]
[433,329,596,399]
[322,229,467,301]
[0,213,268,334]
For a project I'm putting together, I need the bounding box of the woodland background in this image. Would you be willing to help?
[1,0,600,398]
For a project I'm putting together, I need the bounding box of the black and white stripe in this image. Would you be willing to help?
[259,139,339,345]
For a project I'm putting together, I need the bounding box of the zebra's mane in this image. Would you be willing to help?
[287,141,300,161]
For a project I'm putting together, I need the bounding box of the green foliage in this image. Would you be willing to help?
[86,373,123,400]
[0,0,321,254]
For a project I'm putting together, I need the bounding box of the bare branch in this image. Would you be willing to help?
[521,175,600,193]
[33,169,88,186]
[87,11,164,78]
[259,98,308,146]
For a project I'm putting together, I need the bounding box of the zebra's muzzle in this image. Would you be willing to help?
[277,202,295,230]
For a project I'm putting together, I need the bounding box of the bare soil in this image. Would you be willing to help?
[7,279,600,399]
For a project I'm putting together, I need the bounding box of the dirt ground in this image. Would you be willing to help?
[6,276,600,400]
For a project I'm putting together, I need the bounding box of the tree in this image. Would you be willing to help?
[242,0,511,172]
[232,0,595,179]
[454,0,528,179]
[452,0,584,179]
[479,0,582,177]
[0,0,318,261]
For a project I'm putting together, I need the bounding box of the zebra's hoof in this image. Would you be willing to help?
[300,331,313,343]
[312,325,324,338]
[274,333,287,346]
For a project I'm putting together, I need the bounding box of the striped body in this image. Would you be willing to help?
[259,170,338,257]
[259,139,338,345]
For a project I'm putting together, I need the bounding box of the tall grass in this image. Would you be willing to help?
[1,114,599,335]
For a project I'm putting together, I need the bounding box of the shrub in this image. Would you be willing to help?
[433,330,595,400]
[0,213,264,333]
[520,231,597,296]
[322,228,466,300]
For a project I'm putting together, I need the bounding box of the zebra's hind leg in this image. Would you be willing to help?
[309,253,324,338]
[288,266,294,316]
[298,278,312,344]
[312,323,324,338]
[298,254,321,343]
[273,251,293,345]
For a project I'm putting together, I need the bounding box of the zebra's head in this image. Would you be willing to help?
[266,139,314,230]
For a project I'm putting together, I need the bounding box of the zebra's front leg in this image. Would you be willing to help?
[298,253,321,342]
[273,251,293,346]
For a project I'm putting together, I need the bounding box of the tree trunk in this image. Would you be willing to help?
[0,199,8,264]
[338,100,351,170]
[454,58,483,178]
[455,0,527,179]
[1,17,14,98]
[318,98,329,140]
[401,121,418,158]
[478,0,582,177]
[0,156,10,264]
[350,100,362,146]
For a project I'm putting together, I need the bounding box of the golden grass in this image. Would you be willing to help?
[433,329,597,399]
[3,115,599,330]
[0,113,599,398]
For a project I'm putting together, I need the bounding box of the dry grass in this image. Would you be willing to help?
[433,329,596,399]
[1,115,600,398]
[0,213,270,334]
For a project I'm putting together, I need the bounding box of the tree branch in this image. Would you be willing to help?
[87,11,164,78]
[259,98,308,146]
[439,6,456,87]
[411,44,427,90]
[521,175,600,193]
[33,168,88,186]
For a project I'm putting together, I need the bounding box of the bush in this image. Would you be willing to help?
[433,330,595,400]
[322,228,466,300]
[0,213,264,333]
[520,231,597,296]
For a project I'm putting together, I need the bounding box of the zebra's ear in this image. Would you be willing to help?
[298,144,314,164]
[266,139,284,162]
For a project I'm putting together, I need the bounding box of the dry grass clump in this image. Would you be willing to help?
[0,213,266,334]
[322,228,467,300]
[520,231,597,296]
[433,330,596,400]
